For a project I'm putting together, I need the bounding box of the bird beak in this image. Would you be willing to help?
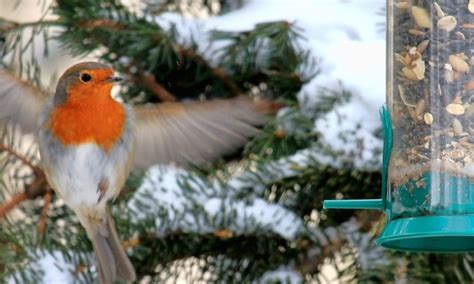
[106,76,123,83]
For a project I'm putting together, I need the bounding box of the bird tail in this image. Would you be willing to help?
[84,211,136,284]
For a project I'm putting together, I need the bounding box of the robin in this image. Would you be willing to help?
[0,62,270,284]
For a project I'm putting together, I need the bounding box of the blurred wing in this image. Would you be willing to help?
[0,69,48,134]
[132,96,269,168]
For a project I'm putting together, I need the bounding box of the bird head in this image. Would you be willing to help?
[54,62,122,106]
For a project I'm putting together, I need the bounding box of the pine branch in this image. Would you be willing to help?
[0,143,48,219]
[79,19,124,30]
[0,2,407,283]
[0,173,48,219]
[0,19,59,32]
[136,233,301,279]
[137,71,176,102]
[0,192,27,218]
[49,1,246,97]
[0,144,40,173]
[179,48,242,95]
[65,16,242,96]
[37,188,52,237]
[296,235,347,276]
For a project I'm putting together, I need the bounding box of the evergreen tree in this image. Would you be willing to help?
[0,0,473,283]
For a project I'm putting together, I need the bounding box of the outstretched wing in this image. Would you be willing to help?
[132,96,270,168]
[0,69,49,134]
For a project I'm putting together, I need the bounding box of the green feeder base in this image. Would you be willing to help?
[377,215,474,252]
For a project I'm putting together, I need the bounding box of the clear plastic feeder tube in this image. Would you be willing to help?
[388,0,474,219]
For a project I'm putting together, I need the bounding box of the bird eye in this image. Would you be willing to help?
[80,73,92,83]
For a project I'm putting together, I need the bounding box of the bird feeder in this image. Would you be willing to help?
[324,0,474,252]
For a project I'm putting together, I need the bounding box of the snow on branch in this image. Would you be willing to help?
[259,266,303,283]
[128,165,304,240]
[6,250,91,284]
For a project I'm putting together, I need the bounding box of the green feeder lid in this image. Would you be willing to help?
[378,215,474,252]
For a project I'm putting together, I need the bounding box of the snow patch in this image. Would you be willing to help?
[7,251,78,284]
[37,252,76,283]
[128,165,304,240]
[259,266,303,284]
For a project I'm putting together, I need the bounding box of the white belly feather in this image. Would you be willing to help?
[46,143,127,209]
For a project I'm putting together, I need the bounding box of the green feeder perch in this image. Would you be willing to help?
[324,1,474,253]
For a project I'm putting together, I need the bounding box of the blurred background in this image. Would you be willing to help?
[0,0,473,283]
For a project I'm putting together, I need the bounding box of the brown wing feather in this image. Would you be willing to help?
[132,96,269,168]
[0,69,48,134]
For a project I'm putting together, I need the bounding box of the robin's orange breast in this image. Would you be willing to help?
[49,87,126,151]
